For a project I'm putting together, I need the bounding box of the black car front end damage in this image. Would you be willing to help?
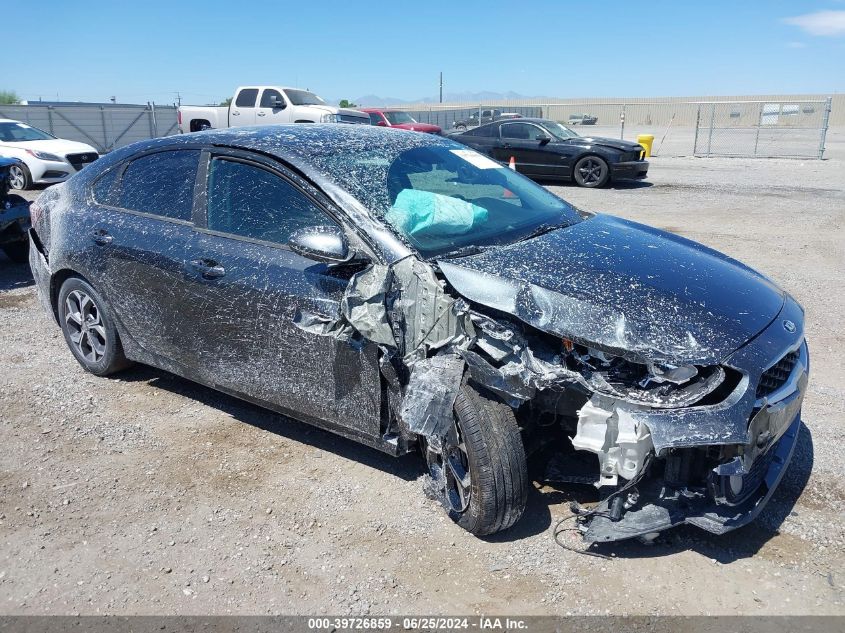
[27,125,809,542]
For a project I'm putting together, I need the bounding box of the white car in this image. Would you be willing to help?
[0,119,99,190]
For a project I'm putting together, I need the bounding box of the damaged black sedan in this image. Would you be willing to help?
[28,125,808,543]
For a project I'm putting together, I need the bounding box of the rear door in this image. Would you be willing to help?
[180,150,382,438]
[495,121,567,178]
[230,88,259,126]
[86,148,202,364]
[256,88,292,125]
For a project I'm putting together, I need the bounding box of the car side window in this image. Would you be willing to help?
[91,167,120,205]
[235,89,258,108]
[206,158,336,245]
[501,123,546,140]
[368,112,384,125]
[465,125,493,138]
[114,150,200,221]
[259,89,283,108]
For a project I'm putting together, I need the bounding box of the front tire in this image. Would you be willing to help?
[8,163,32,191]
[573,155,610,188]
[57,277,132,376]
[425,382,528,535]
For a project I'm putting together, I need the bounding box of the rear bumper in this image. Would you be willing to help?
[28,231,55,320]
[610,160,649,180]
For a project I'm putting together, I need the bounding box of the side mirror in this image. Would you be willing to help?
[270,97,286,109]
[288,225,350,263]
[537,135,552,145]
[376,120,388,127]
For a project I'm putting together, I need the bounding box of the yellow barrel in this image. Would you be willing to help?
[637,134,655,157]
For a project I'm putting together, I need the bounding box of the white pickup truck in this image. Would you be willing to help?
[177,86,369,133]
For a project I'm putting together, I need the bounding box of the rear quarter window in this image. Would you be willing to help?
[91,167,120,205]
[113,150,200,221]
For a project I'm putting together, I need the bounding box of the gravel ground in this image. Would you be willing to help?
[1,136,844,615]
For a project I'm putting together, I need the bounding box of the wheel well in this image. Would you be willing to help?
[49,269,89,322]
[189,119,211,132]
[294,120,315,123]
[572,152,609,173]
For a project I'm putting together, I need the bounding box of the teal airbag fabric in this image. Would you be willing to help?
[385,189,488,239]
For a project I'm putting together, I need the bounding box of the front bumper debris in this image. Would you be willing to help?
[582,414,801,543]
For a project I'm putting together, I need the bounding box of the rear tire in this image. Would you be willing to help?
[1,241,29,263]
[573,155,610,188]
[425,382,528,535]
[57,277,132,376]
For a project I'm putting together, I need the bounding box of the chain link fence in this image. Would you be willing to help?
[0,103,178,153]
[2,97,835,159]
[386,97,835,158]
[692,100,831,158]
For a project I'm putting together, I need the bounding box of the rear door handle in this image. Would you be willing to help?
[188,258,225,280]
[91,228,113,245]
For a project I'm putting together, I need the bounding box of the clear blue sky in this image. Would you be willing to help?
[6,0,845,105]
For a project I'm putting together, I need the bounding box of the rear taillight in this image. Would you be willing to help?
[177,110,182,125]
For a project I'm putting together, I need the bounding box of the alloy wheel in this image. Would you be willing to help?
[64,290,107,363]
[425,416,472,514]
[577,158,606,185]
[8,165,26,190]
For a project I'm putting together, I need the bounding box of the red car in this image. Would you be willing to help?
[362,108,442,134]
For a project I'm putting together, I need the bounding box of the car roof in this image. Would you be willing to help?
[113,125,455,175]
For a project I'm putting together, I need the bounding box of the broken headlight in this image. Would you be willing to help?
[569,346,726,408]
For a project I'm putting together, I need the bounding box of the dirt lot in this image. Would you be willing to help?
[1,137,844,615]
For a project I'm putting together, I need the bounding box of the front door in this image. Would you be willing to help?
[495,121,567,178]
[256,88,292,125]
[182,152,382,439]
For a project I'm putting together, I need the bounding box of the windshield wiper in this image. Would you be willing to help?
[435,244,489,260]
[515,222,572,243]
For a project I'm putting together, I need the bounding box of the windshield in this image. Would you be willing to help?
[315,139,582,258]
[0,122,56,142]
[543,121,579,140]
[384,111,416,125]
[283,89,325,106]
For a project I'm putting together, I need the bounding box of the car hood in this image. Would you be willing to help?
[437,214,785,365]
[563,136,641,151]
[0,138,98,156]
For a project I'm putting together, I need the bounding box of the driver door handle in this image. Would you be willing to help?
[257,112,266,117]
[91,228,113,245]
[188,258,226,280]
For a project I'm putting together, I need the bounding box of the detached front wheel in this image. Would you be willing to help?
[425,382,528,535]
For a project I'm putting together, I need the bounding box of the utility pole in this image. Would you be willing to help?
[176,92,181,107]
[439,72,443,103]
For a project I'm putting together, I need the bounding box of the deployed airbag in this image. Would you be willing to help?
[385,189,488,240]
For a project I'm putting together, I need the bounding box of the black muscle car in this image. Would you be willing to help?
[449,118,647,187]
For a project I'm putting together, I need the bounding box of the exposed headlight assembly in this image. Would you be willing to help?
[571,347,726,408]
[26,149,64,162]
[320,113,339,123]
